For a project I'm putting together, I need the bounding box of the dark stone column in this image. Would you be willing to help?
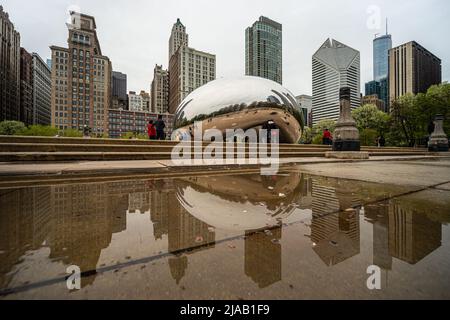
[332,88,361,152]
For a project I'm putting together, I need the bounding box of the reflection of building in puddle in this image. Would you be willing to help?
[0,180,155,290]
[310,180,361,266]
[167,192,216,285]
[388,202,441,264]
[0,187,52,289]
[365,196,443,269]
[364,204,392,270]
[245,228,282,288]
[128,192,151,214]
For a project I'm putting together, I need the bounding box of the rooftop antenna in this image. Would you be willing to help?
[386,18,388,35]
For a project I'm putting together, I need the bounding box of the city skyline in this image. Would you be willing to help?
[3,0,449,96]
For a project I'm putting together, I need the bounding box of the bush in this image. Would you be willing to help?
[60,128,83,138]
[0,121,26,135]
[18,125,59,137]
[312,134,323,145]
[360,128,378,146]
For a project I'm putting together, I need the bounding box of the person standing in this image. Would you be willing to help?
[147,120,157,140]
[322,129,333,145]
[155,115,166,140]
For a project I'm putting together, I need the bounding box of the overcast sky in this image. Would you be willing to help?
[3,0,449,95]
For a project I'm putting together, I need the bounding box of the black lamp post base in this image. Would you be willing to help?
[428,143,449,152]
[333,140,361,152]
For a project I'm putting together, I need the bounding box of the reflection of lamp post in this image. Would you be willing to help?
[428,115,449,152]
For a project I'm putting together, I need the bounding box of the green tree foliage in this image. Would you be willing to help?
[0,121,26,135]
[17,125,59,137]
[309,119,336,145]
[59,128,83,138]
[352,104,390,134]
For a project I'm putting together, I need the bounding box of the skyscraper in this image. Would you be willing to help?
[151,64,169,114]
[388,41,441,104]
[112,71,127,102]
[0,6,21,122]
[312,38,360,125]
[111,71,127,110]
[245,16,282,84]
[168,19,216,114]
[50,11,112,135]
[168,18,189,61]
[20,48,33,126]
[373,34,392,81]
[32,52,52,125]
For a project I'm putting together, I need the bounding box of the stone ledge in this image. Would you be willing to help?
[325,151,370,159]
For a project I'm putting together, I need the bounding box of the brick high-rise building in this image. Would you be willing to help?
[50,11,112,135]
[168,46,216,114]
[151,64,169,114]
[168,19,216,114]
[0,6,21,122]
[20,48,33,125]
[388,41,441,104]
[168,18,189,62]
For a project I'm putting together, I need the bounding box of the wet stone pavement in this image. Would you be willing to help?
[0,170,449,299]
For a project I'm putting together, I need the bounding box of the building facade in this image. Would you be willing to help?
[296,95,313,128]
[365,78,388,113]
[20,48,33,125]
[312,38,360,125]
[0,6,21,122]
[168,43,216,114]
[361,94,386,112]
[112,71,127,101]
[108,109,174,139]
[388,41,441,104]
[128,91,150,112]
[245,16,282,84]
[50,11,112,135]
[169,18,189,62]
[151,64,169,114]
[373,34,392,81]
[32,53,52,125]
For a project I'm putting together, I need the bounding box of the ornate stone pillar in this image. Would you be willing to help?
[428,115,449,152]
[332,87,360,152]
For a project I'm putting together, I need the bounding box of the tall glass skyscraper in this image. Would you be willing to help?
[245,16,282,84]
[373,34,392,81]
[366,32,392,110]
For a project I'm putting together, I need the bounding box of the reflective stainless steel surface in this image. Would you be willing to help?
[173,76,305,143]
[175,173,303,231]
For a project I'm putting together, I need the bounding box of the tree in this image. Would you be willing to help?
[311,119,336,145]
[351,104,390,135]
[390,93,426,147]
[0,121,26,135]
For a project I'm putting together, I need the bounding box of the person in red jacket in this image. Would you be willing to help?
[322,129,333,145]
[147,120,157,140]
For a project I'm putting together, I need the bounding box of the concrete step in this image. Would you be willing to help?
[0,151,329,162]
[0,143,332,153]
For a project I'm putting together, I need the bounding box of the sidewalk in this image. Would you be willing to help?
[0,154,449,188]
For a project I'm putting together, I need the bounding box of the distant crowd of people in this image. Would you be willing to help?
[321,128,386,147]
[147,115,166,140]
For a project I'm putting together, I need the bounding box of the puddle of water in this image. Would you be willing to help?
[0,171,449,299]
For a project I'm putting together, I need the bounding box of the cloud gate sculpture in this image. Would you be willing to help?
[173,76,305,144]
